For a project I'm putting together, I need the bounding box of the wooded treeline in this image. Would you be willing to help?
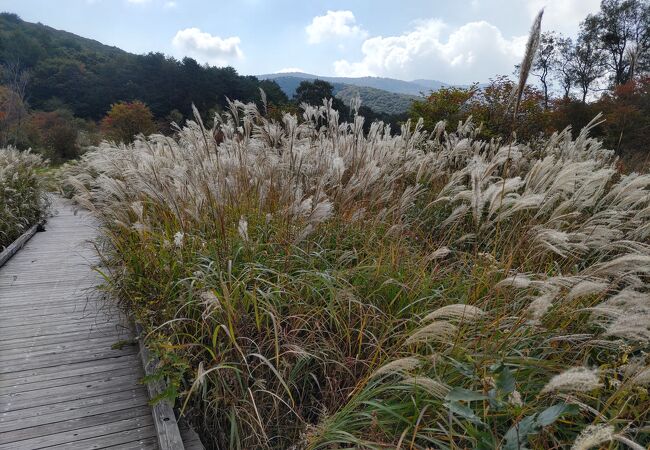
[0,12,287,119]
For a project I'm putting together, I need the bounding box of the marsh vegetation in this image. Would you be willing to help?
[61,98,650,448]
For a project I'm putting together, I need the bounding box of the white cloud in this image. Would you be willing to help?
[306,10,367,44]
[172,28,243,65]
[277,67,305,73]
[163,1,177,9]
[126,0,151,4]
[334,20,527,84]
[526,0,600,35]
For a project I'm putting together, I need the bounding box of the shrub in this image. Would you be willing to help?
[0,147,47,249]
[27,109,80,161]
[100,100,156,143]
[63,101,649,449]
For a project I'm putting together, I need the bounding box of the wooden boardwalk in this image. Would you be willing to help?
[0,198,200,449]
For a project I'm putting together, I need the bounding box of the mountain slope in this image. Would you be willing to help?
[258,72,447,96]
[0,12,287,120]
[334,85,419,115]
[264,75,418,114]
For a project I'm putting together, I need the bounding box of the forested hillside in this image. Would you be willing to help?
[335,85,418,114]
[0,12,287,120]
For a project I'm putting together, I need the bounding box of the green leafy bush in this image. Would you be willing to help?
[63,101,650,449]
[0,148,47,249]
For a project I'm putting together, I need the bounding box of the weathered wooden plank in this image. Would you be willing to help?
[138,325,185,450]
[0,274,97,284]
[0,326,125,350]
[0,334,128,359]
[0,294,96,305]
[103,436,159,449]
[0,290,99,303]
[0,293,98,303]
[0,343,132,367]
[0,305,108,319]
[0,297,100,310]
[0,274,98,285]
[0,364,141,394]
[179,418,205,450]
[0,395,149,435]
[0,295,106,308]
[0,415,155,449]
[0,222,42,268]
[0,405,151,445]
[0,354,138,383]
[0,315,113,330]
[0,347,140,375]
[0,374,143,413]
[0,302,98,314]
[42,424,158,450]
[0,386,146,424]
[0,322,122,341]
[0,308,114,324]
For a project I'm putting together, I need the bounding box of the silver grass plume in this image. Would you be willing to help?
[370,357,422,378]
[571,424,645,450]
[571,424,615,450]
[399,376,450,399]
[405,321,458,345]
[541,367,602,394]
[511,9,543,119]
[421,304,484,322]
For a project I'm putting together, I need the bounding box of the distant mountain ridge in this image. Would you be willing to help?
[258,72,448,96]
[258,72,445,114]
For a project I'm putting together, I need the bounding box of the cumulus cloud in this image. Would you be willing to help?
[306,10,367,44]
[172,28,243,65]
[526,0,600,35]
[334,20,527,84]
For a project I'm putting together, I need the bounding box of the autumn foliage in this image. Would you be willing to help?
[100,100,156,143]
[27,110,79,160]
[410,76,650,169]
[410,76,549,143]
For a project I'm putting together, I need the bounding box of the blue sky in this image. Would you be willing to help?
[1,0,600,84]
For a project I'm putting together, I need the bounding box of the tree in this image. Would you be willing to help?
[409,86,477,131]
[597,76,650,155]
[100,101,156,143]
[259,80,289,106]
[0,62,30,147]
[469,76,548,141]
[409,77,548,142]
[581,0,650,86]
[572,36,606,102]
[28,109,79,161]
[294,80,340,107]
[0,85,27,147]
[532,32,559,108]
[554,35,575,99]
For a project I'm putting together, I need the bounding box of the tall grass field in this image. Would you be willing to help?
[59,96,650,449]
[0,148,47,250]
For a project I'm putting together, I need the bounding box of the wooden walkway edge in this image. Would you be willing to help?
[0,221,43,268]
[0,197,203,450]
